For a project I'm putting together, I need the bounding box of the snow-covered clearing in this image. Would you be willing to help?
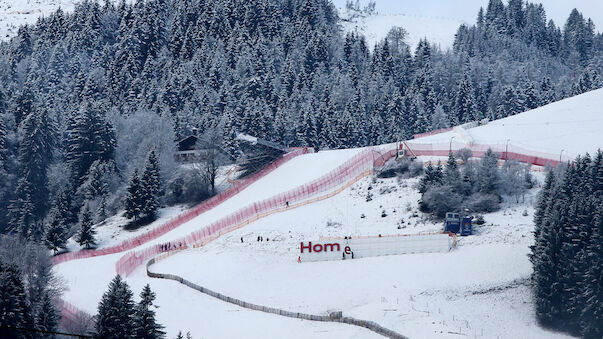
[338,7,463,50]
[0,0,76,39]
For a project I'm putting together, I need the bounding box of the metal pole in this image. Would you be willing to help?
[505,139,510,161]
[560,149,564,163]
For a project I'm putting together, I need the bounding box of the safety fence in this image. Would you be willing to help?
[145,257,408,339]
[52,148,309,330]
[55,299,94,333]
[405,140,573,167]
[115,146,399,276]
[51,148,309,266]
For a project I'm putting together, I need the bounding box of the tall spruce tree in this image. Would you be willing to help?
[96,275,136,339]
[135,284,165,339]
[43,206,67,254]
[0,261,34,339]
[125,169,144,221]
[140,151,161,220]
[36,291,59,338]
[76,205,96,249]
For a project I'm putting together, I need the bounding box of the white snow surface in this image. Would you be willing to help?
[0,0,77,39]
[338,7,463,50]
[52,89,603,338]
[415,88,603,159]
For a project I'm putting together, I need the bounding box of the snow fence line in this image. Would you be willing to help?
[145,256,409,339]
[115,147,399,276]
[52,147,309,329]
[51,147,309,266]
[405,140,572,167]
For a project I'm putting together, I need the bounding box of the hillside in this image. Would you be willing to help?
[415,88,603,160]
[52,88,603,338]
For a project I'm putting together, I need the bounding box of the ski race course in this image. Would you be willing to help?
[53,89,603,338]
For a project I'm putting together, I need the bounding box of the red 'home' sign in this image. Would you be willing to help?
[300,242,351,254]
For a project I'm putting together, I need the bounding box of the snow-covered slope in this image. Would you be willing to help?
[416,88,603,159]
[338,7,463,50]
[0,0,77,39]
[53,88,603,338]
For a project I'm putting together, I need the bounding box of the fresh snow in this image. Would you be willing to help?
[338,7,463,50]
[0,0,77,39]
[52,89,603,338]
[415,88,603,159]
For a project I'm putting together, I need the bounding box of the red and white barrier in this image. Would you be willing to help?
[115,147,399,276]
[405,141,572,167]
[52,148,309,327]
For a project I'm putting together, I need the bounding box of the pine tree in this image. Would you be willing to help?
[141,152,161,220]
[96,275,136,339]
[454,70,477,124]
[43,206,67,254]
[67,104,116,187]
[36,291,59,338]
[125,169,144,221]
[477,149,500,195]
[580,206,603,338]
[76,205,96,249]
[0,262,34,339]
[135,284,165,339]
[444,153,461,188]
[17,108,55,219]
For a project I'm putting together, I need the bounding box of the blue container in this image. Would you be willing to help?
[460,217,472,236]
[445,212,461,233]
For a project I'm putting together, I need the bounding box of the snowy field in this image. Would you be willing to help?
[0,0,77,39]
[417,88,603,159]
[338,7,463,50]
[52,89,603,338]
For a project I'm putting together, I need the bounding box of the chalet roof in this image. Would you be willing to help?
[177,135,214,152]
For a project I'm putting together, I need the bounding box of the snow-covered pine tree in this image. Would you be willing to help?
[418,162,435,194]
[454,69,477,124]
[135,284,166,339]
[444,153,461,188]
[477,149,500,195]
[0,261,34,339]
[96,275,136,339]
[76,205,96,249]
[125,169,144,221]
[141,160,160,221]
[580,205,603,338]
[17,108,55,219]
[43,206,67,254]
[36,291,59,337]
[532,182,566,326]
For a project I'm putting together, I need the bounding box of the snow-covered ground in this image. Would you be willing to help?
[0,0,77,39]
[417,88,603,159]
[53,89,603,338]
[338,7,463,50]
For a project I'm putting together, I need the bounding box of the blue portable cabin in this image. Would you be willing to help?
[445,212,461,233]
[460,217,472,236]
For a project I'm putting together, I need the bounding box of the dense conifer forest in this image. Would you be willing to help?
[0,0,601,239]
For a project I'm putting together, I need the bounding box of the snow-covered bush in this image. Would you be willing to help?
[164,168,211,205]
[419,186,463,218]
[466,193,500,213]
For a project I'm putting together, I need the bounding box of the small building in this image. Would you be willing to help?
[175,134,215,163]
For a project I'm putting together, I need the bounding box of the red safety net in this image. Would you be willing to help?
[115,147,400,276]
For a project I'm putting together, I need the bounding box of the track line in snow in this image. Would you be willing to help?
[145,256,409,339]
